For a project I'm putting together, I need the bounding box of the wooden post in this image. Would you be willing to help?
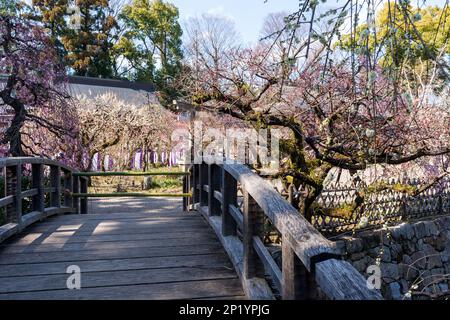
[80,177,88,214]
[282,240,310,299]
[63,170,73,209]
[31,163,44,213]
[73,176,80,214]
[50,165,61,208]
[199,163,208,207]
[243,189,265,279]
[208,164,221,216]
[222,169,237,236]
[288,184,295,206]
[5,164,21,224]
[191,164,199,205]
[182,175,187,211]
[187,165,193,210]
[438,195,443,215]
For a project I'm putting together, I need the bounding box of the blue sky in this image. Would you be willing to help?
[171,0,448,45]
[170,0,301,45]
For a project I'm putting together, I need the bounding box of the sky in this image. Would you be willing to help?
[170,0,301,45]
[171,0,448,45]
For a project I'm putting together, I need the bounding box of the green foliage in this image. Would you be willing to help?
[119,0,183,104]
[59,0,118,77]
[31,0,69,58]
[337,3,450,69]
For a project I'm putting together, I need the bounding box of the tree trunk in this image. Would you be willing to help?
[4,104,26,157]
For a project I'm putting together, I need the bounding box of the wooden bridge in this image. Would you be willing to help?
[0,157,382,300]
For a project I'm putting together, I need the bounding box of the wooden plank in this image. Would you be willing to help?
[0,253,231,277]
[0,157,71,172]
[31,163,44,213]
[73,171,189,177]
[63,171,73,207]
[8,229,213,246]
[213,191,223,203]
[43,211,196,222]
[314,259,383,300]
[27,219,209,235]
[253,237,282,292]
[43,187,56,193]
[0,266,238,294]
[72,193,191,198]
[208,164,221,216]
[0,195,14,208]
[223,162,339,271]
[0,234,219,254]
[0,243,225,265]
[44,207,72,218]
[198,206,274,300]
[32,214,204,227]
[49,165,61,208]
[21,211,45,229]
[0,223,19,244]
[229,204,243,230]
[5,164,21,224]
[0,278,243,300]
[243,190,264,279]
[22,224,211,238]
[20,188,38,199]
[282,239,309,299]
[199,163,208,206]
[73,177,79,214]
[222,170,237,236]
[80,177,88,214]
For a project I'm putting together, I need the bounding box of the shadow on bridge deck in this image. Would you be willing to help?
[0,197,244,300]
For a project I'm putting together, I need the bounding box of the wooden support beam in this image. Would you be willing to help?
[80,177,88,214]
[63,170,73,208]
[5,164,21,225]
[73,177,80,214]
[199,163,208,207]
[31,163,44,213]
[222,169,237,236]
[282,239,312,300]
[208,164,221,216]
[243,189,265,279]
[49,166,61,208]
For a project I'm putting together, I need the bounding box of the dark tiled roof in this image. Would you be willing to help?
[0,75,155,93]
[67,76,154,92]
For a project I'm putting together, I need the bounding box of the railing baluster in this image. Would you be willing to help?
[80,177,88,214]
[243,189,265,279]
[31,163,44,213]
[192,164,199,204]
[208,164,221,216]
[5,164,21,225]
[73,176,80,214]
[222,169,237,236]
[50,165,61,208]
[182,174,188,211]
[199,163,208,207]
[282,240,311,299]
[63,170,73,209]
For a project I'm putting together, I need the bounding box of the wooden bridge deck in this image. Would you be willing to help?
[0,197,245,300]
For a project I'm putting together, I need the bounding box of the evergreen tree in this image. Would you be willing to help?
[61,0,118,77]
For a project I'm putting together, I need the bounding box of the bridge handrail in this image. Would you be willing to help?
[0,157,88,244]
[189,161,382,300]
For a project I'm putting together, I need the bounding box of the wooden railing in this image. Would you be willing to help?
[0,157,87,243]
[188,160,383,300]
[72,171,191,214]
